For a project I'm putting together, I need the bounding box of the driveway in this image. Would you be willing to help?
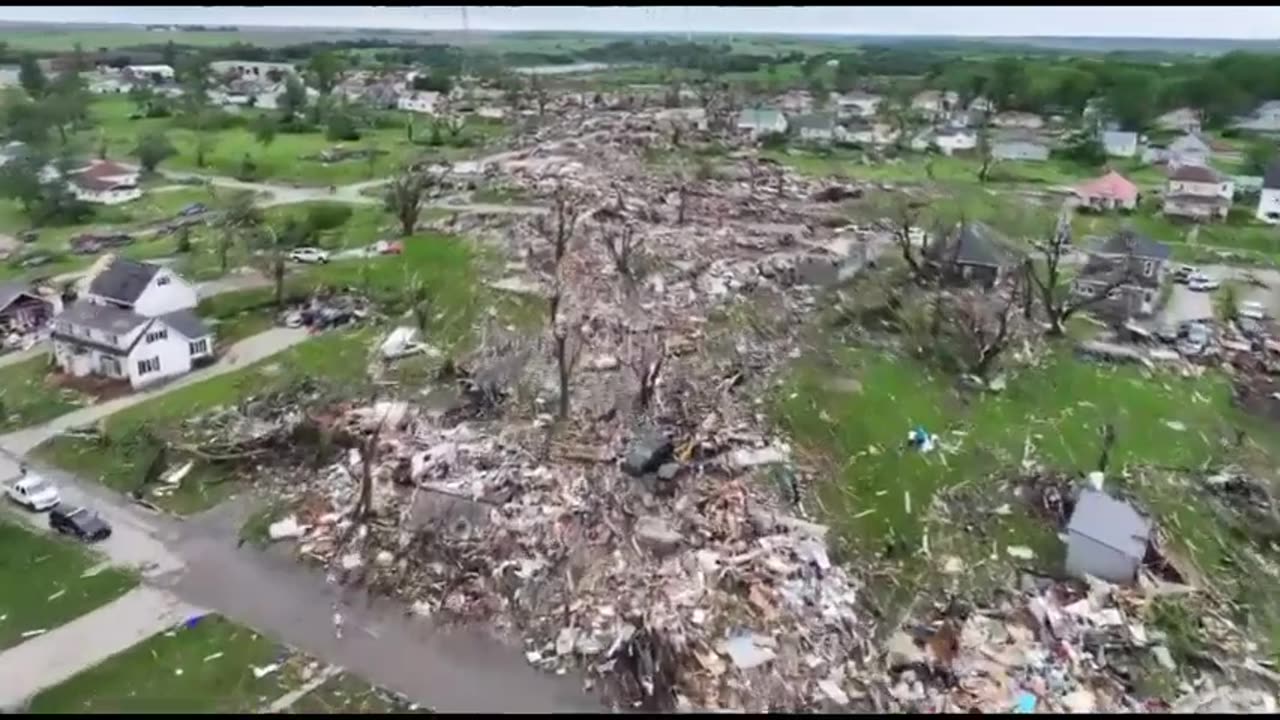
[1158,265,1280,327]
[0,327,310,456]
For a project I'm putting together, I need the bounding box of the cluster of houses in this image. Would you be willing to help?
[924,218,1173,324]
[735,89,1060,161]
[0,146,146,206]
[1,257,216,389]
[732,86,1280,226]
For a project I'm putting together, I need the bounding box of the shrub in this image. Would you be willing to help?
[304,204,352,233]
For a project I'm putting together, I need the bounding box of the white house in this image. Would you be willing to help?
[1163,164,1233,222]
[124,64,176,83]
[1102,130,1139,158]
[397,90,442,115]
[1256,160,1280,224]
[735,108,788,137]
[792,112,838,143]
[911,89,958,120]
[52,259,213,389]
[66,160,142,205]
[1154,106,1202,134]
[913,127,977,156]
[1232,100,1280,134]
[833,91,882,119]
[843,121,898,147]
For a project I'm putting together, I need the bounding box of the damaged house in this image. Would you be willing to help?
[51,259,214,389]
[1071,229,1171,321]
[0,280,60,338]
[925,221,1021,289]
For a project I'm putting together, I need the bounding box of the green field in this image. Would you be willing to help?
[0,520,138,651]
[80,97,503,187]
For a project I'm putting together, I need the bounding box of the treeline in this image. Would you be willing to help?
[917,51,1280,131]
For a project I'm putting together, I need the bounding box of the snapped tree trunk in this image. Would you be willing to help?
[555,333,571,420]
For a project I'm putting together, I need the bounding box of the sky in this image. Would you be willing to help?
[0,6,1278,39]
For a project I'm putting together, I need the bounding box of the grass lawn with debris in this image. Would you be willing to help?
[0,356,95,433]
[0,519,137,651]
[27,614,313,713]
[286,672,425,714]
[31,328,378,515]
[775,340,1280,632]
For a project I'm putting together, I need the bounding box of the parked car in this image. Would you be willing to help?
[289,247,330,264]
[6,473,60,511]
[178,202,208,217]
[1240,301,1269,321]
[1188,273,1219,292]
[371,240,403,256]
[1173,265,1198,284]
[48,504,112,543]
[1155,322,1180,343]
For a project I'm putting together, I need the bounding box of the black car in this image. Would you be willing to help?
[48,504,112,543]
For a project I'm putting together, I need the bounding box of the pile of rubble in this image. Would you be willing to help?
[880,572,1277,714]
[265,398,870,712]
[281,292,373,332]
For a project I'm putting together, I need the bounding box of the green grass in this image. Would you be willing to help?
[28,615,293,713]
[0,520,137,651]
[0,356,95,433]
[82,97,505,186]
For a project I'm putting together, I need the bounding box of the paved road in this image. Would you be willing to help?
[0,586,199,711]
[1158,265,1280,327]
[0,459,600,713]
[0,327,310,456]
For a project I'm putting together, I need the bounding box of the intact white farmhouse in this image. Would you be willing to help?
[52,259,214,389]
[1257,161,1280,224]
[67,160,142,205]
[398,90,442,115]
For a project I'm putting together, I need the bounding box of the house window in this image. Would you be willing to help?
[109,334,118,345]
[189,339,209,356]
[136,357,160,375]
[156,275,171,286]
[1142,260,1154,277]
[146,327,168,343]
[1107,288,1122,300]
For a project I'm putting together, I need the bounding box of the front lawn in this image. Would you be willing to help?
[0,519,137,651]
[29,615,301,713]
[0,356,94,433]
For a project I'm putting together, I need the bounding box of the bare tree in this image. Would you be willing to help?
[552,317,585,421]
[216,189,262,276]
[1025,211,1136,336]
[943,285,1022,380]
[385,165,450,237]
[598,223,645,294]
[354,417,384,521]
[250,224,288,308]
[866,193,932,281]
[626,333,666,413]
[534,180,582,275]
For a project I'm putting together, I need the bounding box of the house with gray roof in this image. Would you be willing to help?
[1232,99,1280,135]
[925,221,1022,288]
[1065,490,1151,584]
[791,112,838,143]
[1072,229,1172,321]
[0,280,59,337]
[735,107,788,138]
[52,258,213,389]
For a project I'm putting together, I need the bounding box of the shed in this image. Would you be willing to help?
[1065,490,1151,584]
